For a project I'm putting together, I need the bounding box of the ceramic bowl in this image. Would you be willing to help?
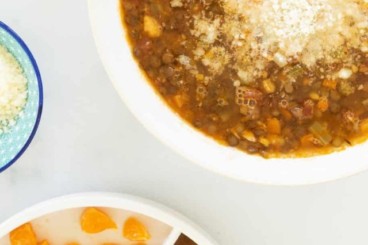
[88,0,368,185]
[0,22,43,172]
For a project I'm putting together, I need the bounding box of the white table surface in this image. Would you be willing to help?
[2,1,368,245]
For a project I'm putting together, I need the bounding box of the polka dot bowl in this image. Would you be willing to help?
[0,22,43,172]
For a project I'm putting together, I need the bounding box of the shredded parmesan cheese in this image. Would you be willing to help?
[180,0,368,85]
[0,45,27,134]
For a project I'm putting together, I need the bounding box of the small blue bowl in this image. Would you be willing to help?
[0,22,43,172]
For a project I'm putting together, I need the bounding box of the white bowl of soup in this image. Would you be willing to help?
[88,0,368,185]
[0,193,217,245]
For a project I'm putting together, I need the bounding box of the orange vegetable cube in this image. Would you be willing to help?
[317,97,329,112]
[360,119,368,132]
[267,118,281,135]
[322,79,337,90]
[10,223,37,245]
[280,109,292,121]
[123,217,151,241]
[38,241,49,245]
[300,134,316,148]
[80,208,117,234]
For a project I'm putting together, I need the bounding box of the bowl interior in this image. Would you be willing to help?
[89,0,368,185]
[0,22,42,172]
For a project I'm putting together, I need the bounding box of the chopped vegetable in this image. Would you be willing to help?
[280,108,292,121]
[360,119,368,132]
[267,134,285,147]
[259,137,270,147]
[262,79,276,94]
[300,134,316,148]
[322,79,337,90]
[123,217,151,242]
[173,95,186,108]
[10,223,37,245]
[80,208,117,234]
[317,97,329,112]
[309,92,320,100]
[308,122,332,146]
[267,118,281,134]
[143,16,162,38]
[241,130,257,142]
[338,80,355,96]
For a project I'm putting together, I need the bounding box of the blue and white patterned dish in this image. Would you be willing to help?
[0,22,43,172]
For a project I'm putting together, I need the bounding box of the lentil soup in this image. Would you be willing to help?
[120,0,368,158]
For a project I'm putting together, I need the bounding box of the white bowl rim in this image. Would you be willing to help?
[88,0,368,186]
[0,192,218,245]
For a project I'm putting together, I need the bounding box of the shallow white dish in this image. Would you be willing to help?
[0,192,217,245]
[88,0,368,185]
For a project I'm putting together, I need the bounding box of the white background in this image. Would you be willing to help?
[1,1,368,245]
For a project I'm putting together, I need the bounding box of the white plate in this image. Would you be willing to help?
[87,0,368,185]
[0,192,217,245]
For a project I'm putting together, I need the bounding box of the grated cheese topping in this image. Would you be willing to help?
[0,45,27,134]
[170,0,183,8]
[179,0,368,84]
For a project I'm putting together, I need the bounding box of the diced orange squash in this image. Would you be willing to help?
[143,16,162,38]
[10,223,37,245]
[300,134,316,148]
[38,241,49,245]
[360,119,368,132]
[123,217,151,241]
[267,118,281,135]
[280,109,292,121]
[80,208,117,234]
[267,134,285,146]
[317,97,329,112]
[322,79,337,90]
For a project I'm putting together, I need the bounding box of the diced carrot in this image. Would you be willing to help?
[10,223,37,245]
[360,119,368,132]
[241,130,256,142]
[322,79,337,90]
[267,134,285,148]
[143,16,162,38]
[280,108,292,121]
[267,118,281,134]
[80,208,117,234]
[259,137,270,147]
[317,97,329,112]
[123,217,151,242]
[300,134,316,148]
[173,95,186,108]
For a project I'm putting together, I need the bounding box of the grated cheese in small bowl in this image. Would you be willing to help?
[0,22,43,172]
[0,45,28,134]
